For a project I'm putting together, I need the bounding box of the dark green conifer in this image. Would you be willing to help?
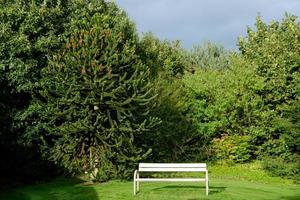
[26,1,159,180]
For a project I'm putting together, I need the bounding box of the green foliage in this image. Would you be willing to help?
[138,33,202,162]
[259,138,292,159]
[1,0,299,184]
[212,135,252,163]
[146,73,203,162]
[0,0,71,93]
[183,15,300,166]
[239,15,300,157]
[184,56,266,160]
[261,155,300,181]
[138,33,186,77]
[187,41,231,70]
[21,1,159,181]
[0,0,72,184]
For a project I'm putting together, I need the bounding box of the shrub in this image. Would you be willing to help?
[261,155,300,182]
[259,138,292,159]
[212,135,252,163]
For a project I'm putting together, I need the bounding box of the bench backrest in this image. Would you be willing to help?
[138,163,207,172]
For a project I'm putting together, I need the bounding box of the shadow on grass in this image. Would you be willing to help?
[0,177,99,200]
[280,195,300,200]
[151,185,226,194]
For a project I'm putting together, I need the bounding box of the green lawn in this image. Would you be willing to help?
[1,163,299,200]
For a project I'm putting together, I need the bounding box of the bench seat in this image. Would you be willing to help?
[133,163,209,196]
[137,178,206,182]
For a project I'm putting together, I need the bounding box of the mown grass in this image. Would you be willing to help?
[1,162,299,200]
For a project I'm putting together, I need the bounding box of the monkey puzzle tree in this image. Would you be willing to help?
[22,1,159,180]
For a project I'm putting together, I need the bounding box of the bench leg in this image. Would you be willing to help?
[133,170,137,195]
[205,170,209,196]
[137,172,140,192]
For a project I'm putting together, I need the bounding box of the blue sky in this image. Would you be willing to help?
[114,0,300,50]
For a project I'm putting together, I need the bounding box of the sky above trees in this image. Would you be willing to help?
[115,0,300,49]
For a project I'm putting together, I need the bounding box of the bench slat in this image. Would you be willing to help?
[139,163,206,168]
[134,163,209,196]
[137,178,206,182]
[138,167,207,172]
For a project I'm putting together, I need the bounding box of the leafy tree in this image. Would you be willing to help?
[184,56,266,161]
[0,0,73,183]
[138,33,186,77]
[137,33,202,162]
[0,0,72,93]
[144,72,203,162]
[239,15,300,158]
[184,15,300,165]
[187,41,230,70]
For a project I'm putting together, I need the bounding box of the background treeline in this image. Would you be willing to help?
[0,0,299,186]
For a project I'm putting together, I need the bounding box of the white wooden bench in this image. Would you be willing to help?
[133,163,209,195]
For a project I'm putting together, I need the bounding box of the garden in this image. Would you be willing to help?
[0,0,299,199]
